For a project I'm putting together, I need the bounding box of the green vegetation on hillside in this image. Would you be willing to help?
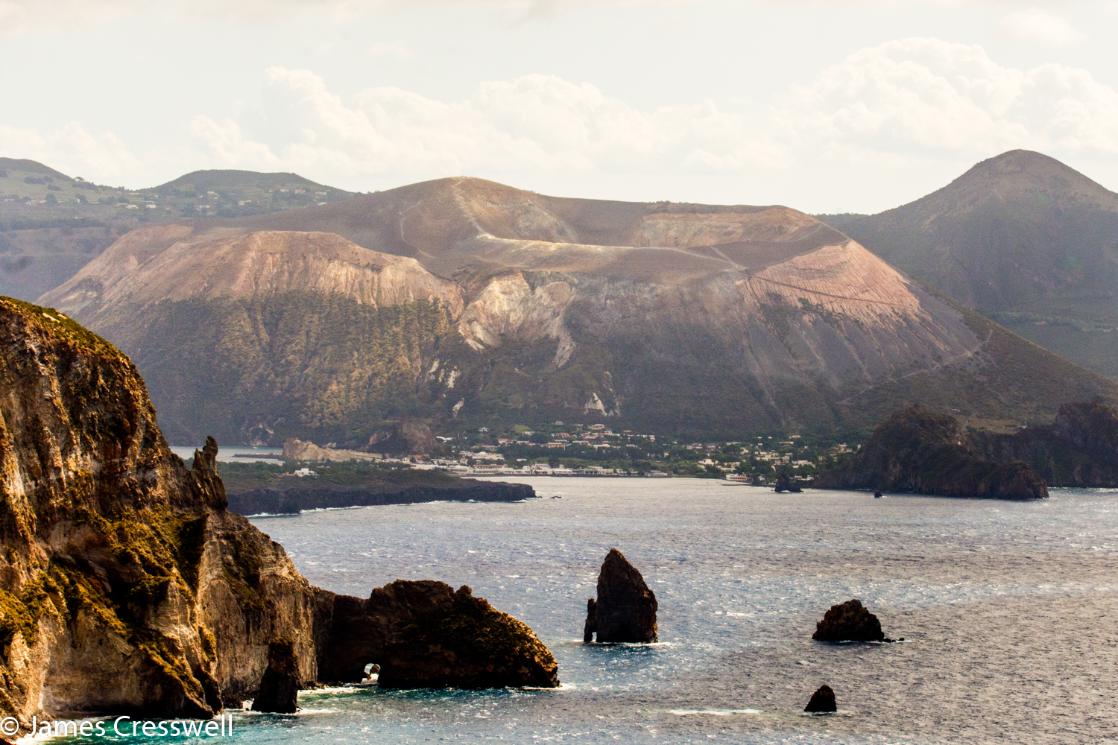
[117,292,452,444]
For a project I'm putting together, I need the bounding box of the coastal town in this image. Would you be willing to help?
[281,422,856,484]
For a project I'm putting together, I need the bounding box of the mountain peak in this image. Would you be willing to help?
[947,149,1115,205]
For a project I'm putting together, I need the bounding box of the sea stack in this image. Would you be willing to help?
[804,685,837,713]
[583,549,658,643]
[813,599,886,642]
[251,641,301,714]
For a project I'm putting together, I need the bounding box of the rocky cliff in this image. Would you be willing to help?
[969,401,1118,487]
[0,297,557,731]
[40,177,1118,444]
[813,406,1049,500]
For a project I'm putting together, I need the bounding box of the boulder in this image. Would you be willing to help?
[251,641,300,714]
[316,581,559,689]
[804,685,837,713]
[774,471,803,493]
[583,549,658,643]
[812,599,886,642]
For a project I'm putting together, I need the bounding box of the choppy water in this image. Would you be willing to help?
[53,479,1118,744]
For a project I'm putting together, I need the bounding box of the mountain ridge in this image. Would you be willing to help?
[39,176,1118,444]
[0,158,354,301]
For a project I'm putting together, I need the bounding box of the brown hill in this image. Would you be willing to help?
[40,177,1118,444]
[824,150,1118,377]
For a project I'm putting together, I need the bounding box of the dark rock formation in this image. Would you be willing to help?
[774,471,803,493]
[970,401,1118,487]
[225,479,535,516]
[804,685,837,713]
[583,549,657,643]
[813,599,886,643]
[583,599,597,643]
[813,405,1049,500]
[250,641,300,714]
[317,581,558,688]
[0,297,559,732]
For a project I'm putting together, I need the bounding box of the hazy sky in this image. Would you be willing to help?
[3,0,1118,212]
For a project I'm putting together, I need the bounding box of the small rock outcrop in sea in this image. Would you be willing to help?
[583,549,658,643]
[813,599,886,642]
[250,641,300,714]
[804,685,837,713]
[813,405,1049,500]
[774,471,803,493]
[318,581,559,688]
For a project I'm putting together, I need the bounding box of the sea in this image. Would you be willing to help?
[46,478,1118,744]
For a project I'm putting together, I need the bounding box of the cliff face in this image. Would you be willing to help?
[814,406,1049,500]
[0,297,557,729]
[970,401,1118,487]
[40,177,1118,444]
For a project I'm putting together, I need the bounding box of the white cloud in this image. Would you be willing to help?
[183,41,1118,194]
[185,67,784,187]
[8,35,1118,209]
[777,38,1118,163]
[0,122,142,185]
[163,41,1118,200]
[1002,8,1083,46]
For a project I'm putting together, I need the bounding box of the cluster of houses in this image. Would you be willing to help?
[415,424,854,480]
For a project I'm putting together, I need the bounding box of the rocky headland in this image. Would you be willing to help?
[0,297,558,733]
[219,461,535,516]
[813,405,1049,500]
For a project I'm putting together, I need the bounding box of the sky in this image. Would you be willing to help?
[2,0,1118,212]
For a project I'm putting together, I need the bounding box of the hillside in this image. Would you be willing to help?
[0,159,352,300]
[41,177,1118,444]
[824,150,1118,377]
